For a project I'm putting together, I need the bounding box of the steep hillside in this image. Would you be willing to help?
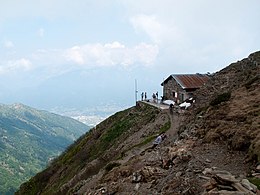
[191,51,260,159]
[16,51,260,195]
[0,103,90,195]
[16,104,171,194]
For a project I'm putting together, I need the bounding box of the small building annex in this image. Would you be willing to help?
[161,74,209,103]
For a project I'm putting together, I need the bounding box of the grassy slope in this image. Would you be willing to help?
[16,103,171,195]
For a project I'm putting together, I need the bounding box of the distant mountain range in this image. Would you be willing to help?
[0,103,90,195]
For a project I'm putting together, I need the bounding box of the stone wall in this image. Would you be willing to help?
[163,78,190,103]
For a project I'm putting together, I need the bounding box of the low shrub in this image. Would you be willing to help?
[245,75,259,89]
[210,92,231,106]
[105,162,121,172]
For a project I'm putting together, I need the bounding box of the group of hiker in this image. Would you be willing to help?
[141,91,159,103]
[141,92,147,101]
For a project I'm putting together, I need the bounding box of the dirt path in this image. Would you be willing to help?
[140,100,183,147]
[168,111,181,137]
[163,109,183,146]
[116,104,184,167]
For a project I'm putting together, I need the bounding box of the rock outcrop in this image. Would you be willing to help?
[202,167,257,194]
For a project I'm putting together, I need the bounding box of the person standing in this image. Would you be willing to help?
[145,92,147,100]
[169,103,174,115]
[141,92,144,101]
[152,93,156,102]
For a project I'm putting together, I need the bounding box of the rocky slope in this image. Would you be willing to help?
[0,103,90,195]
[16,51,260,194]
[191,51,260,159]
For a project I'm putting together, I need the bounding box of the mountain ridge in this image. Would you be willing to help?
[16,51,260,194]
[0,103,90,195]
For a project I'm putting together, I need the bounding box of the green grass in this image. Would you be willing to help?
[159,121,171,134]
[117,120,171,159]
[248,177,260,189]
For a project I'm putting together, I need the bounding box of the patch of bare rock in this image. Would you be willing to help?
[77,134,259,194]
[202,167,257,195]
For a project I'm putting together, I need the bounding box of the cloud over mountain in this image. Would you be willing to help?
[64,42,158,67]
[0,58,32,74]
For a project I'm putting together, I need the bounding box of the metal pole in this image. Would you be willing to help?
[135,79,138,106]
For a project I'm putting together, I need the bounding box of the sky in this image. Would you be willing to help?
[0,0,259,112]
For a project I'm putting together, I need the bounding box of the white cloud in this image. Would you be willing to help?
[124,0,260,73]
[0,58,33,74]
[64,46,85,65]
[0,0,117,21]
[4,40,14,48]
[37,28,45,37]
[134,43,159,65]
[130,14,179,45]
[1,0,259,77]
[64,41,159,67]
[0,41,158,78]
[104,42,125,49]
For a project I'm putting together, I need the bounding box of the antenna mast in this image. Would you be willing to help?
[135,79,138,106]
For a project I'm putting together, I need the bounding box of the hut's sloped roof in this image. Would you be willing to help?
[162,74,209,89]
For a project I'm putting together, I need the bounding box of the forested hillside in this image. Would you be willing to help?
[0,103,90,195]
